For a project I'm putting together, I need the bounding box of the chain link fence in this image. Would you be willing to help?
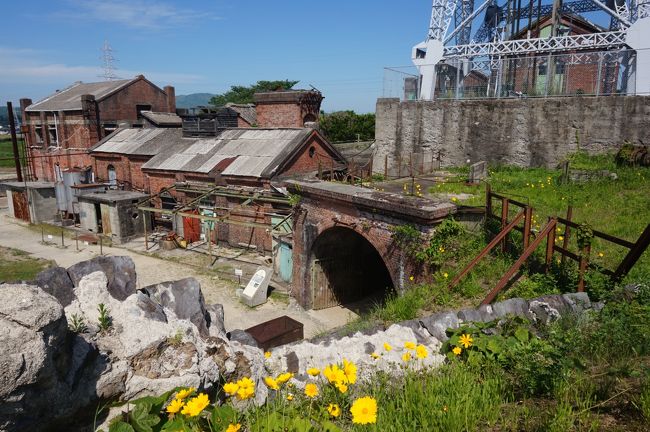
[384,48,638,100]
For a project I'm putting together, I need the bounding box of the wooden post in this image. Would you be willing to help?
[384,155,388,179]
[61,227,65,247]
[208,226,212,259]
[561,205,573,265]
[99,236,103,256]
[545,218,556,271]
[612,224,650,282]
[523,206,532,249]
[41,226,44,243]
[500,198,509,253]
[577,244,591,292]
[75,231,79,251]
[143,211,148,251]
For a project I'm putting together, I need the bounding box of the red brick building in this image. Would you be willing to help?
[20,75,175,181]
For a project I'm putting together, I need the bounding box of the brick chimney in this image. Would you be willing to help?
[164,85,176,113]
[253,90,323,128]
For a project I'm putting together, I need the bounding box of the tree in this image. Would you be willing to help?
[319,111,375,143]
[209,80,299,106]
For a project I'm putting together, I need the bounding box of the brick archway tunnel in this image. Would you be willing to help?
[287,180,458,310]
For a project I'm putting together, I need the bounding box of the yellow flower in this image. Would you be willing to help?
[370,352,380,359]
[383,342,392,351]
[276,372,293,384]
[306,367,320,377]
[166,398,184,415]
[409,275,414,281]
[235,377,255,400]
[556,227,562,232]
[343,359,357,384]
[335,381,348,393]
[286,393,294,401]
[264,376,279,391]
[226,424,241,432]
[180,393,209,417]
[443,272,449,278]
[404,341,416,350]
[264,351,271,359]
[323,364,346,384]
[416,344,428,359]
[304,383,319,398]
[175,387,196,400]
[598,252,604,257]
[350,396,377,424]
[452,346,462,356]
[402,352,412,362]
[451,197,458,202]
[223,382,239,396]
[459,334,473,349]
[328,403,341,417]
[558,235,564,241]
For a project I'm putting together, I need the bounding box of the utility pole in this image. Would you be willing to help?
[6,101,23,182]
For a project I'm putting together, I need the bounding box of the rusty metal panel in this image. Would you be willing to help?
[183,210,201,243]
[100,203,112,236]
[244,315,304,350]
[311,259,339,310]
[12,191,30,222]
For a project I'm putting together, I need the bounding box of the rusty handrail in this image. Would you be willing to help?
[448,210,526,290]
[482,218,557,305]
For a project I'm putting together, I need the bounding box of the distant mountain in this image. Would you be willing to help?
[175,93,215,109]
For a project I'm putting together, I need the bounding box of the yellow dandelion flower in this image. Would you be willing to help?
[452,346,462,356]
[350,396,378,425]
[180,393,209,417]
[343,359,357,384]
[404,341,416,350]
[416,344,428,359]
[264,351,271,359]
[307,367,320,377]
[323,364,346,384]
[166,398,184,415]
[264,376,279,391]
[443,272,449,278]
[276,372,293,384]
[459,334,473,349]
[226,424,241,432]
[383,342,392,351]
[175,387,196,400]
[235,377,255,400]
[402,352,412,362]
[286,393,294,401]
[304,383,319,398]
[328,403,341,417]
[335,381,348,393]
[223,382,239,396]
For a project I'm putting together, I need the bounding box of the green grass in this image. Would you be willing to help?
[0,246,53,281]
[0,136,26,168]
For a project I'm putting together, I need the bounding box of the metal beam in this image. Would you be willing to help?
[446,0,490,44]
[138,206,271,229]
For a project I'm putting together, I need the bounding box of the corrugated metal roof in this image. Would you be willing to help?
[91,128,191,156]
[140,111,182,126]
[225,103,257,125]
[141,128,312,178]
[26,79,135,112]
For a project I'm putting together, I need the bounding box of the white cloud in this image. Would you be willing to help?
[57,0,220,30]
[0,46,204,86]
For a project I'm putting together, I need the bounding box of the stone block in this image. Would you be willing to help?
[491,298,530,319]
[419,312,460,342]
[32,266,75,306]
[469,160,488,183]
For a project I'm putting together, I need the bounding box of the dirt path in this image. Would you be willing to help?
[0,213,357,338]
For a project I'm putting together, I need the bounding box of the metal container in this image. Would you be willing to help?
[245,316,304,350]
[55,181,67,212]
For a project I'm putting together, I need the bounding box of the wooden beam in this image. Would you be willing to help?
[612,224,650,281]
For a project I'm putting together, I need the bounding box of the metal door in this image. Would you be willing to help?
[12,191,30,222]
[100,204,112,235]
[183,210,201,243]
[311,258,339,310]
[278,242,293,283]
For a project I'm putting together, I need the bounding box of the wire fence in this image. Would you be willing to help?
[384,48,638,101]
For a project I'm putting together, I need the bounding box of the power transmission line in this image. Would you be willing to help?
[99,40,121,81]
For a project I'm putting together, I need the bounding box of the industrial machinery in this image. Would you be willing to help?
[412,0,650,99]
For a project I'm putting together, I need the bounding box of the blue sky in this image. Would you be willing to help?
[0,0,433,113]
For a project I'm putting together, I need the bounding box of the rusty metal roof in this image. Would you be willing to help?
[142,128,313,178]
[26,78,136,112]
[91,128,192,156]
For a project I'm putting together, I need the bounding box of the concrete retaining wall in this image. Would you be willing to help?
[374,96,650,168]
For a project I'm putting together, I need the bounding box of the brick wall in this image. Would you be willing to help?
[279,133,339,177]
[30,148,93,181]
[256,103,304,128]
[98,78,173,121]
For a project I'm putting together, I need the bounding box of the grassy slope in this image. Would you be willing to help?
[0,136,25,168]
[0,246,53,281]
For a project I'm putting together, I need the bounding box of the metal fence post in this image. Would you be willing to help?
[61,227,65,247]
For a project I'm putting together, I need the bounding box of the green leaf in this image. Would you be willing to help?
[486,337,503,354]
[514,327,530,343]
[109,422,135,432]
[211,404,237,428]
[467,350,484,367]
[129,401,160,432]
[320,420,341,432]
[160,417,186,432]
[291,416,314,432]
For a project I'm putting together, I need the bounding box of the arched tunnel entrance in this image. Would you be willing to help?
[309,227,394,310]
